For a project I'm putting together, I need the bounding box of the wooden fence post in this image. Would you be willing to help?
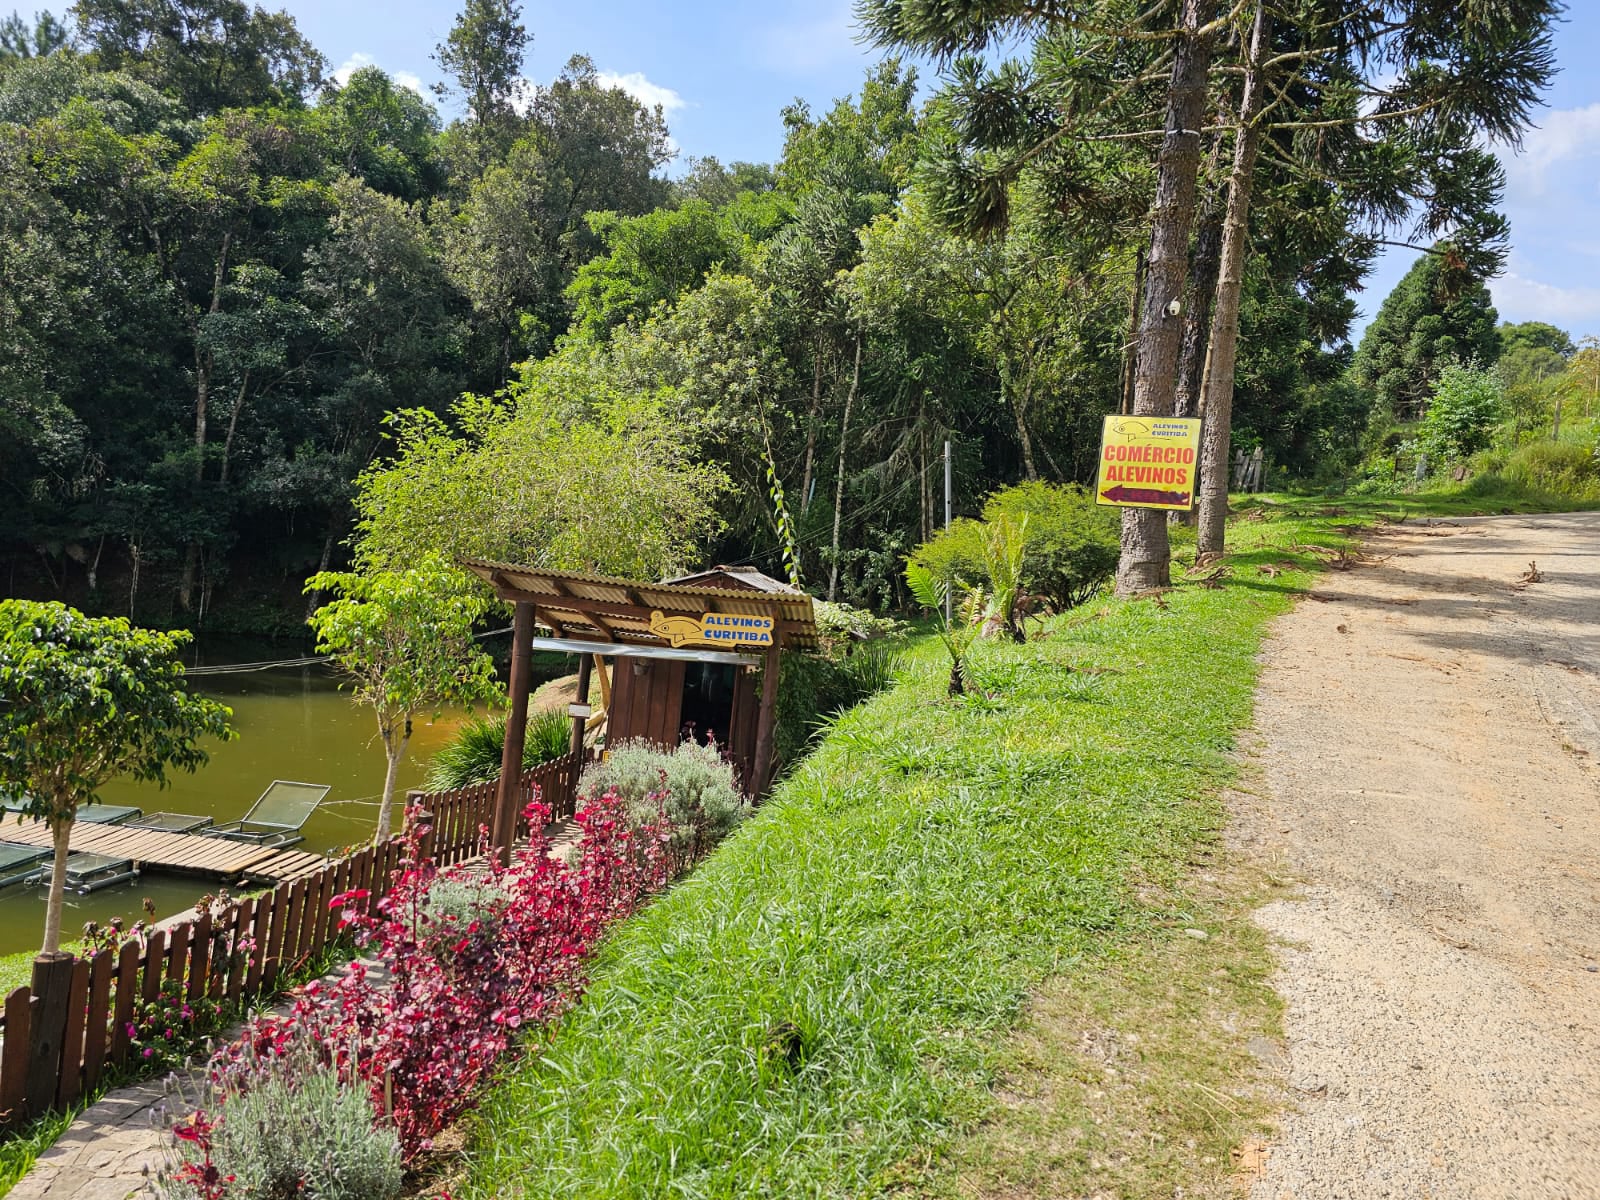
[1,987,33,1126]
[24,955,74,1121]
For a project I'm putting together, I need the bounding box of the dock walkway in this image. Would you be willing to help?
[0,818,329,885]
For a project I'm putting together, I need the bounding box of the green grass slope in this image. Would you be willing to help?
[461,512,1352,1199]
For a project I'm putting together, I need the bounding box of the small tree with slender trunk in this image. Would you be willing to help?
[0,601,234,955]
[306,561,501,844]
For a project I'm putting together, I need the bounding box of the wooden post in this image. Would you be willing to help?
[569,654,592,759]
[492,601,535,864]
[750,645,782,801]
[24,954,74,1120]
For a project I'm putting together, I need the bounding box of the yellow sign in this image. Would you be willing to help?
[1094,415,1202,511]
[649,610,775,649]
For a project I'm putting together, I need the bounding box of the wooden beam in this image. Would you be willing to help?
[546,577,615,640]
[750,644,781,801]
[491,601,535,865]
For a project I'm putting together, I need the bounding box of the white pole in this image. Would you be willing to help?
[943,439,952,624]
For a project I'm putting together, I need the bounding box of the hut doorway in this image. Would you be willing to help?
[679,661,736,747]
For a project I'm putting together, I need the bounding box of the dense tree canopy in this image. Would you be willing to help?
[1352,250,1501,421]
[0,0,1565,627]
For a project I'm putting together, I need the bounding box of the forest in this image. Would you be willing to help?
[0,0,1580,630]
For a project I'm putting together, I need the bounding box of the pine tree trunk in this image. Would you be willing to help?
[1175,182,1224,419]
[827,334,862,602]
[1197,2,1270,561]
[1115,0,1215,595]
[40,814,73,955]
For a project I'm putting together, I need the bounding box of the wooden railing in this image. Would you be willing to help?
[0,751,588,1129]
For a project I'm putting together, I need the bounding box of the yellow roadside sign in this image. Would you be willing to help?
[1094,415,1202,511]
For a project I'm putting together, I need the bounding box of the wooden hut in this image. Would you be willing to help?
[460,559,817,860]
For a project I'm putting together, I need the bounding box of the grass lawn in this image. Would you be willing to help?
[457,505,1383,1199]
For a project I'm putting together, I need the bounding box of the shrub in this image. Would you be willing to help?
[1416,362,1503,461]
[427,709,570,790]
[1499,438,1600,498]
[578,739,747,853]
[907,482,1119,614]
[811,600,907,658]
[160,1038,403,1200]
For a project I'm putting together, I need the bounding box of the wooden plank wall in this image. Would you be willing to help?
[609,658,686,749]
[0,752,587,1130]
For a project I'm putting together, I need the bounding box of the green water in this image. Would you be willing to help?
[0,646,483,957]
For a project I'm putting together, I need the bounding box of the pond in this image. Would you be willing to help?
[0,636,568,959]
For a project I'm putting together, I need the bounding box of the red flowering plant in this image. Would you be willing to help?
[205,784,679,1161]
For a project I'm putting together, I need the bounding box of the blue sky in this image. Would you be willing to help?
[39,1,1600,341]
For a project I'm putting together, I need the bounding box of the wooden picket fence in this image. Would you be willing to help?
[0,751,587,1130]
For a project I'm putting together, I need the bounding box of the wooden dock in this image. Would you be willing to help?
[0,818,329,885]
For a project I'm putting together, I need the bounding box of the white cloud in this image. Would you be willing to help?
[331,52,375,88]
[1491,271,1600,330]
[595,71,686,114]
[1497,103,1600,199]
[332,52,426,96]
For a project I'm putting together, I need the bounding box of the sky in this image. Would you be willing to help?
[37,1,1600,341]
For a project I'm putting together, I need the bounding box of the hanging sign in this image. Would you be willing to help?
[1095,415,1202,510]
[649,610,775,648]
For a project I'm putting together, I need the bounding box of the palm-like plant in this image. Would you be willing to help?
[905,562,980,696]
[979,512,1029,642]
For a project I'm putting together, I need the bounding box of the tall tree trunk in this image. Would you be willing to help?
[40,813,73,954]
[178,231,233,614]
[1175,177,1225,419]
[1197,2,1270,561]
[375,717,410,844]
[827,334,862,602]
[1005,369,1041,481]
[219,371,249,487]
[799,336,826,512]
[1115,0,1215,595]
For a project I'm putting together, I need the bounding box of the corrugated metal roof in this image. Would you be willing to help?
[459,557,818,651]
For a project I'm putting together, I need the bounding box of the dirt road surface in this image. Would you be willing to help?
[1234,511,1600,1199]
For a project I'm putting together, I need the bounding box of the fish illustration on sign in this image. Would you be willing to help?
[649,611,706,647]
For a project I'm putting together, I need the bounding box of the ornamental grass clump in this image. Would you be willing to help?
[578,738,748,856]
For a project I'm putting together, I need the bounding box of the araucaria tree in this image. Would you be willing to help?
[0,601,234,955]
[305,561,501,843]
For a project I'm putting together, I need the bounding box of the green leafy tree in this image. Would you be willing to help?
[432,0,528,171]
[305,561,500,843]
[0,9,68,62]
[1416,362,1503,462]
[350,386,728,584]
[317,65,444,201]
[0,600,234,954]
[566,201,738,341]
[72,0,326,114]
[1351,250,1501,420]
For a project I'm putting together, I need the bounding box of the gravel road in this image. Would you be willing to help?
[1233,511,1600,1199]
